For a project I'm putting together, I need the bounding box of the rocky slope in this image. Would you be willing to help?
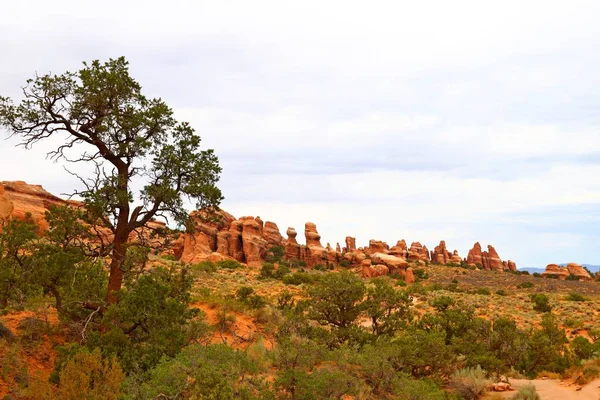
[1,181,527,282]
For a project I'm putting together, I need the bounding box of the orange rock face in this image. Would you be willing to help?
[390,240,408,259]
[0,181,68,231]
[431,241,459,264]
[344,236,356,253]
[466,242,516,271]
[542,264,570,280]
[408,242,430,262]
[361,259,389,278]
[566,263,592,281]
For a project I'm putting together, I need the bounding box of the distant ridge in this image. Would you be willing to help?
[519,265,599,274]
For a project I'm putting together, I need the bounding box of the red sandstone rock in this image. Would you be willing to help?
[263,221,283,246]
[370,252,408,274]
[365,239,389,255]
[241,217,267,264]
[566,263,592,281]
[345,236,356,253]
[408,242,430,262]
[360,259,389,278]
[0,181,67,231]
[466,242,483,267]
[542,264,570,280]
[482,245,504,271]
[507,260,517,271]
[390,240,408,258]
[431,241,452,264]
[405,268,415,284]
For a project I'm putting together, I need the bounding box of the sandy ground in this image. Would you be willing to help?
[496,378,600,400]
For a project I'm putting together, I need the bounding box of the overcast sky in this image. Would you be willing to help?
[2,0,600,268]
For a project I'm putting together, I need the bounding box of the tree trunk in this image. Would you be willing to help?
[48,284,62,311]
[106,233,127,305]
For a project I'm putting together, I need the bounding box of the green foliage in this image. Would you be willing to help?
[517,281,534,289]
[413,268,429,280]
[236,286,254,302]
[282,272,320,285]
[510,384,540,400]
[276,290,295,310]
[496,289,508,296]
[306,271,365,330]
[0,321,14,341]
[216,259,243,270]
[0,57,223,303]
[363,278,412,336]
[265,245,285,263]
[0,213,38,308]
[571,336,595,361]
[88,266,207,373]
[449,366,490,400]
[530,293,552,313]
[122,344,262,400]
[191,260,217,273]
[565,292,588,302]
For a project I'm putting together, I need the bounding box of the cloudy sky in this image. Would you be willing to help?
[2,0,600,268]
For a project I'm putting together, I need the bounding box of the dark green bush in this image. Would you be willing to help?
[0,321,14,341]
[191,261,217,273]
[565,292,588,302]
[236,286,254,302]
[216,259,243,270]
[530,293,552,313]
[517,281,534,289]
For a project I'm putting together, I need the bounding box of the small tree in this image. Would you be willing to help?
[0,57,223,304]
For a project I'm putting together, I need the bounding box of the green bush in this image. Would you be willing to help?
[517,282,534,289]
[0,321,14,341]
[449,366,490,400]
[17,317,50,343]
[282,272,320,285]
[474,288,491,296]
[265,245,285,263]
[216,259,243,270]
[191,261,217,273]
[236,286,254,302]
[496,289,507,296]
[413,269,429,280]
[247,294,266,310]
[565,292,588,302]
[511,384,540,400]
[571,336,595,361]
[530,293,552,313]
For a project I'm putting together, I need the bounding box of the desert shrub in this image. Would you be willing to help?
[517,282,534,289]
[532,272,541,277]
[496,289,507,296]
[363,278,412,337]
[474,288,491,296]
[191,261,217,273]
[306,271,365,330]
[339,259,353,269]
[87,266,205,373]
[530,293,552,313]
[259,262,276,279]
[314,264,326,271]
[29,348,124,400]
[413,269,429,280]
[236,286,254,302]
[216,259,243,270]
[0,321,14,341]
[247,294,266,310]
[17,317,50,343]
[276,290,295,310]
[265,245,285,263]
[123,344,261,400]
[571,336,595,361]
[565,292,588,302]
[396,376,449,400]
[449,366,490,400]
[510,384,540,400]
[282,272,320,285]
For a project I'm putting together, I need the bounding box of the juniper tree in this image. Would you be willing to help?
[0,57,223,304]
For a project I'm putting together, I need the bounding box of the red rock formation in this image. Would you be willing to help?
[482,245,504,271]
[390,240,408,258]
[542,264,570,280]
[345,236,356,253]
[370,252,408,275]
[0,181,68,231]
[466,242,483,267]
[408,242,430,262]
[507,260,517,271]
[431,241,451,264]
[405,268,415,284]
[241,217,268,264]
[263,221,283,246]
[360,259,389,278]
[284,227,302,260]
[365,239,389,255]
[566,263,592,281]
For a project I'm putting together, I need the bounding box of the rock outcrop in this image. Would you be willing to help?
[0,181,68,231]
[466,242,516,271]
[431,241,461,264]
[541,263,592,281]
[1,180,530,283]
[408,242,430,262]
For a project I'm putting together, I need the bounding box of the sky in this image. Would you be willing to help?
[1,0,600,268]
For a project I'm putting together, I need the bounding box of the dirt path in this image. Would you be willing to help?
[506,379,600,400]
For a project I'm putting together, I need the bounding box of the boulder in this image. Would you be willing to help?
[542,264,570,280]
[370,252,408,274]
[366,239,389,255]
[390,240,409,258]
[360,259,389,278]
[566,263,592,281]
